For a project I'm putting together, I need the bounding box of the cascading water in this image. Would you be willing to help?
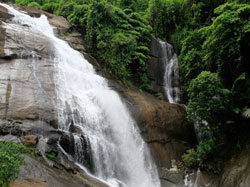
[1,4,161,187]
[158,39,181,104]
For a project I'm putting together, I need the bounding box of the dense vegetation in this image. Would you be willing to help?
[5,0,250,173]
[0,142,26,187]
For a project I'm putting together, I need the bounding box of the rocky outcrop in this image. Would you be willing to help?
[148,37,166,94]
[12,154,108,187]
[0,5,13,22]
[120,88,195,168]
[219,147,250,187]
[0,6,56,122]
[0,4,85,122]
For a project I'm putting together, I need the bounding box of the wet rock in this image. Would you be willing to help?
[21,135,38,146]
[48,15,70,36]
[0,5,13,22]
[17,154,108,187]
[47,134,60,145]
[69,121,83,134]
[159,166,184,187]
[11,178,47,187]
[0,17,57,121]
[37,137,49,155]
[0,134,20,143]
[12,4,53,18]
[64,31,86,54]
[0,119,56,137]
[59,132,75,154]
[219,147,250,187]
[56,150,78,174]
[184,170,219,187]
[147,37,166,94]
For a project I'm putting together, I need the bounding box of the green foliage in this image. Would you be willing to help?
[172,27,189,55]
[68,4,89,28]
[179,27,210,91]
[86,1,152,87]
[179,2,250,104]
[0,142,26,187]
[27,2,41,9]
[155,92,164,100]
[15,0,34,6]
[12,0,152,90]
[189,0,226,28]
[203,3,250,84]
[148,0,189,40]
[45,152,56,161]
[231,72,246,92]
[182,148,199,168]
[24,145,39,157]
[186,71,230,165]
[187,71,230,123]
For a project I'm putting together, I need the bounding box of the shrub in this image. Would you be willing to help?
[185,71,230,167]
[182,148,199,169]
[27,2,41,9]
[0,142,26,187]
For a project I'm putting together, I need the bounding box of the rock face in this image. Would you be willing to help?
[0,4,196,187]
[219,147,250,187]
[0,5,56,122]
[13,154,108,187]
[120,88,195,168]
[148,37,166,94]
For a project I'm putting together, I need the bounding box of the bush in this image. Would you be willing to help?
[86,1,152,87]
[148,0,189,41]
[187,71,230,124]
[185,71,230,166]
[179,27,210,93]
[202,3,250,86]
[27,2,41,9]
[182,148,199,169]
[0,142,26,187]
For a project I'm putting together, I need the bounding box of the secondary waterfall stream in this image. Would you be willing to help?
[158,39,181,104]
[1,4,161,187]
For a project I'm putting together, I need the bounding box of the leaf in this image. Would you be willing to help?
[231,72,246,92]
[231,106,241,114]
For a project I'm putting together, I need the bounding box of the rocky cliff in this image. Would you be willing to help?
[0,4,199,187]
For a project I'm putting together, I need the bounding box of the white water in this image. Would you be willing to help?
[1,4,161,187]
[184,172,194,187]
[158,39,181,104]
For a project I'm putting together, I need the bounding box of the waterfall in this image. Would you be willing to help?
[1,4,161,187]
[158,39,181,104]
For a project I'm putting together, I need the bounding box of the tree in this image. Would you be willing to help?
[185,71,230,165]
